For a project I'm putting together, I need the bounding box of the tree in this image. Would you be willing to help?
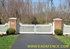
[49,0,53,11]
[32,17,38,24]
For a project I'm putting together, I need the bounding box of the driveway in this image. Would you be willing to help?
[11,34,70,49]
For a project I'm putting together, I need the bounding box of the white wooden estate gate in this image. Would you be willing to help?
[0,18,65,35]
[18,23,53,34]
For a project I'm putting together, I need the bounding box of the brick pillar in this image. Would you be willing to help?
[53,18,62,34]
[9,18,17,33]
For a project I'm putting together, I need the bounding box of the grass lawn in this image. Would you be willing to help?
[0,35,17,49]
[54,36,70,46]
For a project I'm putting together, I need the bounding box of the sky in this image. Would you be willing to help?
[32,0,65,7]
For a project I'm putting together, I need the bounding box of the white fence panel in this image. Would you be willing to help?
[19,23,53,34]
[63,24,70,34]
[0,23,9,34]
[36,24,53,34]
[19,23,35,34]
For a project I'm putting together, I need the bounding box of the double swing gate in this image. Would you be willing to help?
[17,23,53,34]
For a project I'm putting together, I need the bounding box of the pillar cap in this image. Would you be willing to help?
[9,18,17,20]
[53,18,62,20]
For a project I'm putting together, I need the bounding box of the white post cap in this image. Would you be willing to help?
[53,18,62,20]
[9,18,17,20]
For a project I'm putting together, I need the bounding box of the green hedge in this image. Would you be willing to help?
[6,28,16,35]
[54,29,63,35]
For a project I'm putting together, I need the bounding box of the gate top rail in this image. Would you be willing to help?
[19,22,53,26]
[19,23,35,26]
[36,24,52,26]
